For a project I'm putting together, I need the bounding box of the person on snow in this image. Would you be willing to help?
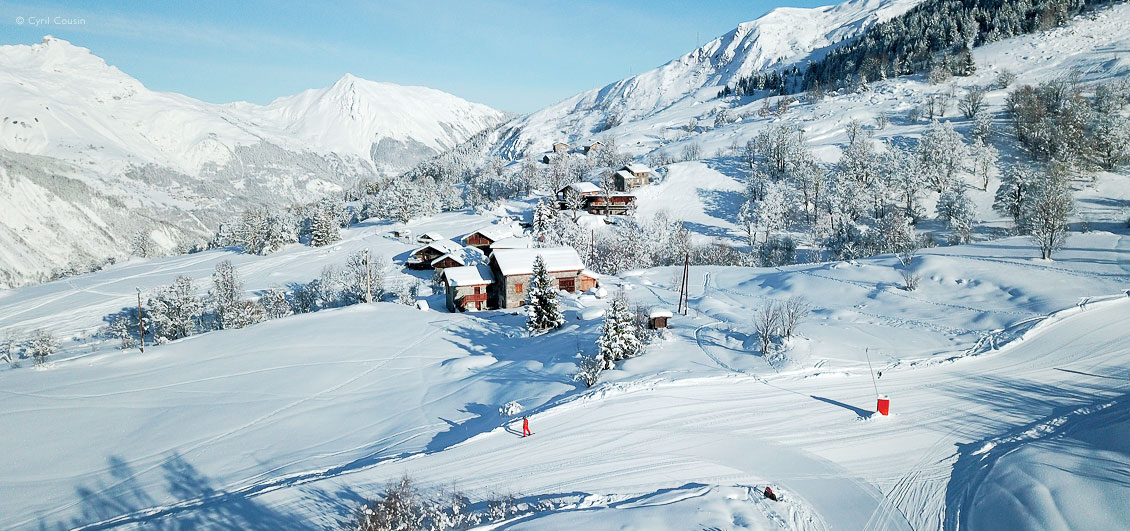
[763,486,778,501]
[522,416,531,437]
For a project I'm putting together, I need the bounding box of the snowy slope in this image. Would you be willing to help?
[1,198,1129,528]
[488,0,922,158]
[0,37,505,288]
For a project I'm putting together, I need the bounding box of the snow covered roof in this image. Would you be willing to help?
[413,239,463,257]
[622,163,651,174]
[490,237,534,250]
[442,265,495,286]
[418,232,444,242]
[614,169,634,180]
[431,246,486,267]
[560,182,600,195]
[581,269,599,279]
[649,308,673,319]
[490,247,585,277]
[464,224,520,244]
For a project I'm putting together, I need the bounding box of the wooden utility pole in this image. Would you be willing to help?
[136,288,145,353]
[364,249,373,303]
[677,253,690,315]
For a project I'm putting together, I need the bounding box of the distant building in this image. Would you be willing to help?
[584,193,636,215]
[417,232,444,244]
[462,223,522,253]
[648,308,673,329]
[584,141,603,154]
[408,239,483,270]
[488,247,598,308]
[442,265,495,312]
[613,163,651,191]
[557,182,601,201]
[552,142,571,154]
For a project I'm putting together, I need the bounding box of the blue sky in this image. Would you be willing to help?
[1,0,830,113]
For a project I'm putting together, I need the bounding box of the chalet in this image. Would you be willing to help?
[417,232,444,244]
[392,229,412,239]
[442,265,495,312]
[584,193,636,215]
[552,142,571,154]
[462,223,522,253]
[541,153,554,164]
[408,239,481,270]
[489,247,599,308]
[489,236,534,250]
[557,182,601,202]
[613,163,651,192]
[584,141,603,154]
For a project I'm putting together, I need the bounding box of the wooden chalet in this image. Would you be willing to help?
[648,308,673,329]
[557,182,602,202]
[462,224,521,253]
[584,141,603,154]
[552,142,571,154]
[613,163,651,192]
[442,265,495,312]
[488,247,599,308]
[408,239,479,270]
[584,193,636,215]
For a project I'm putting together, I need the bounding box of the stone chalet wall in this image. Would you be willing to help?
[497,269,584,308]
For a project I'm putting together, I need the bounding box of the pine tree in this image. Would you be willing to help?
[526,256,565,333]
[597,292,641,368]
[309,208,340,247]
[532,199,558,245]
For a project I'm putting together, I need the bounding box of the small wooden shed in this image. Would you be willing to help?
[648,308,673,329]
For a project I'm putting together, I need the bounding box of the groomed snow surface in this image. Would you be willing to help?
[1,206,1128,529]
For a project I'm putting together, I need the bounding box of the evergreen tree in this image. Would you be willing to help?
[309,207,340,247]
[597,292,642,368]
[532,198,557,245]
[526,256,565,333]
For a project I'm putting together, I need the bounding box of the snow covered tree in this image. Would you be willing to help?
[130,229,155,258]
[936,186,978,243]
[917,120,967,191]
[208,260,243,331]
[309,207,340,247]
[754,300,780,357]
[994,165,1040,227]
[562,187,586,222]
[969,138,999,190]
[574,354,604,387]
[259,286,293,320]
[959,86,987,118]
[24,329,58,366]
[147,275,202,342]
[1090,114,1130,170]
[1020,176,1074,259]
[780,296,811,339]
[1,331,20,367]
[526,256,565,333]
[885,145,925,219]
[738,182,790,245]
[532,199,557,245]
[597,292,641,368]
[344,249,385,304]
[972,110,994,141]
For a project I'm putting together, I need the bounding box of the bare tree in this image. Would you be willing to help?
[780,296,811,339]
[754,300,780,355]
[959,86,987,118]
[1021,177,1074,259]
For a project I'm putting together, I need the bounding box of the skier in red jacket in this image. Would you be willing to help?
[763,486,778,501]
[522,416,531,437]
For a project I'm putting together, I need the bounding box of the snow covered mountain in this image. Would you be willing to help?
[0,37,505,288]
[489,0,921,158]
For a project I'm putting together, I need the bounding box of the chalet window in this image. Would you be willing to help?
[474,286,481,294]
[515,283,523,293]
[558,278,575,292]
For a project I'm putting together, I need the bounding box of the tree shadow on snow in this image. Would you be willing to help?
[38,453,347,530]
